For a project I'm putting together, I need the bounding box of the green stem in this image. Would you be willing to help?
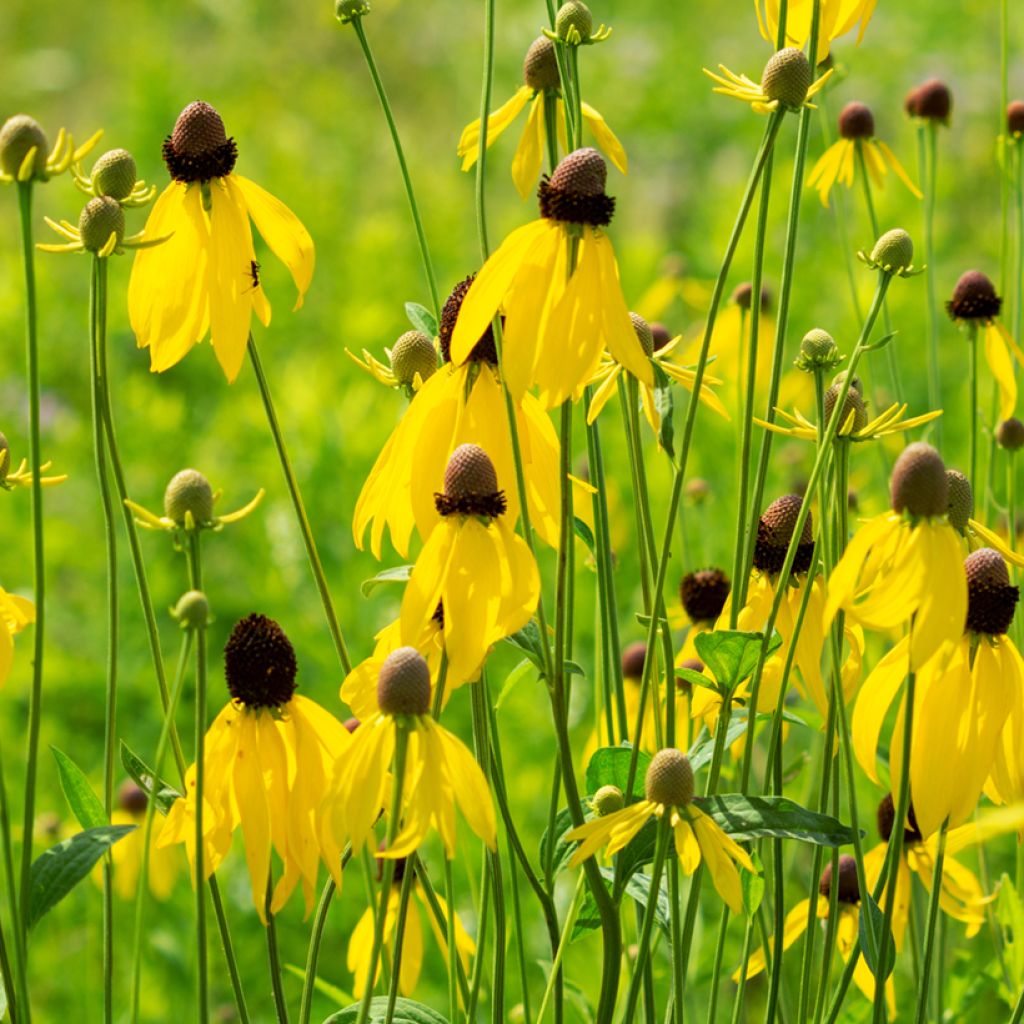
[247,336,351,673]
[0,733,20,1024]
[1000,0,1011,296]
[90,256,118,1024]
[969,322,979,490]
[266,874,291,1023]
[348,16,440,317]
[444,858,461,1024]
[535,875,585,1024]
[355,725,410,1024]
[16,182,44,1012]
[298,867,344,1024]
[912,822,947,1024]
[921,122,942,448]
[384,864,416,1023]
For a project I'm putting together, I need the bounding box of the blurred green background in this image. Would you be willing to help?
[2,0,1023,1020]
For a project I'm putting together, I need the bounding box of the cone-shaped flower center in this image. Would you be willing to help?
[162,101,238,183]
[390,330,437,386]
[680,568,731,623]
[824,383,868,433]
[538,147,615,227]
[819,855,861,904]
[890,443,948,518]
[118,780,148,816]
[435,444,507,518]
[947,270,1002,322]
[224,613,298,709]
[630,313,654,357]
[945,470,974,533]
[621,641,647,681]
[997,418,1024,451]
[876,794,923,846]
[79,197,125,253]
[523,36,560,91]
[439,275,498,365]
[965,548,1019,636]
[730,282,771,312]
[164,468,215,525]
[906,79,952,122]
[1009,101,1024,136]
[644,748,694,807]
[753,494,815,575]
[377,646,432,716]
[761,48,812,109]
[838,102,875,140]
[91,148,138,201]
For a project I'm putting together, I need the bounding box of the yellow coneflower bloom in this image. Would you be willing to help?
[947,270,1023,421]
[755,0,877,63]
[0,584,34,688]
[354,276,570,557]
[826,443,967,671]
[400,445,539,687]
[704,48,832,116]
[0,114,101,185]
[319,648,497,883]
[567,749,755,914]
[348,857,474,998]
[159,615,350,922]
[457,36,626,200]
[737,855,894,1013]
[808,102,921,207]
[586,313,729,430]
[128,101,314,382]
[346,329,438,396]
[451,148,652,409]
[98,782,179,901]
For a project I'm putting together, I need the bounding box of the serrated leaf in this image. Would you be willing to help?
[584,746,650,800]
[652,362,675,456]
[324,996,449,1023]
[120,742,181,816]
[360,565,413,598]
[404,302,438,339]
[741,850,765,915]
[691,794,854,847]
[694,630,780,689]
[283,964,351,1007]
[858,890,896,981]
[28,826,136,928]
[52,747,107,830]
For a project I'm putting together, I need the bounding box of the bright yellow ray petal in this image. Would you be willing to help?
[580,102,628,174]
[511,94,545,200]
[457,87,532,169]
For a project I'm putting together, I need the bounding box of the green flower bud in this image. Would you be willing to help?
[171,590,210,630]
[869,229,914,274]
[335,0,370,21]
[91,148,138,201]
[78,197,125,253]
[0,115,48,179]
[390,330,437,387]
[795,328,841,372]
[761,48,812,110]
[555,0,593,43]
[164,468,215,525]
[592,785,624,816]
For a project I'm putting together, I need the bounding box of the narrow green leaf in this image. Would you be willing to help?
[858,890,896,980]
[52,747,107,830]
[120,742,181,816]
[324,995,449,1023]
[998,873,1024,988]
[652,362,675,456]
[584,746,650,800]
[694,629,781,688]
[687,714,750,772]
[360,564,413,598]
[677,667,722,694]
[690,794,855,847]
[573,516,596,557]
[503,621,546,675]
[741,850,765,915]
[494,658,535,710]
[282,964,351,1007]
[539,806,577,877]
[404,302,438,339]
[28,826,136,928]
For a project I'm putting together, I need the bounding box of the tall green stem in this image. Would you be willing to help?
[913,821,947,1024]
[920,123,942,448]
[969,322,979,489]
[0,734,21,1024]
[266,874,291,1023]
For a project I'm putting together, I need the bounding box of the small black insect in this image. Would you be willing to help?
[245,260,261,291]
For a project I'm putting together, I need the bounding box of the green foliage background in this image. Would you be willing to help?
[1,0,1023,1019]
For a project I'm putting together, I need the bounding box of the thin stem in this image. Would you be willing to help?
[298,863,345,1024]
[247,336,351,673]
[0,733,20,1024]
[444,858,460,1024]
[208,880,251,1022]
[921,122,942,448]
[913,822,948,1024]
[266,875,291,1023]
[348,17,440,317]
[969,322,979,490]
[535,875,585,1023]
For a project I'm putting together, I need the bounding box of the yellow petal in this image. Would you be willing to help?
[511,95,545,200]
[457,87,532,169]
[984,321,1018,421]
[580,102,628,174]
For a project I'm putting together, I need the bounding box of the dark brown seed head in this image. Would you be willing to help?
[997,418,1024,451]
[730,282,772,312]
[947,270,1002,322]
[162,101,237,182]
[523,36,560,91]
[838,102,875,140]
[649,323,673,351]
[118,780,148,816]
[761,48,812,110]
[754,495,815,575]
[538,148,615,226]
[1009,101,1024,136]
[439,275,498,365]
[819,855,860,904]
[965,548,1019,636]
[630,313,655,357]
[905,79,952,123]
[621,641,647,680]
[945,470,973,533]
[436,444,507,518]
[644,749,694,807]
[377,647,431,717]
[890,443,948,518]
[680,568,731,623]
[224,614,298,709]
[876,793,923,845]
[824,384,868,433]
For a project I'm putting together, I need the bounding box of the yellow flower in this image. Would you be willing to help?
[755,0,877,63]
[450,148,652,409]
[319,648,497,881]
[808,102,921,207]
[128,102,314,382]
[737,854,894,1013]
[354,277,576,557]
[457,36,626,200]
[0,584,34,688]
[825,443,966,671]
[399,445,539,687]
[566,749,755,914]
[0,114,101,185]
[947,270,1023,421]
[158,615,350,922]
[126,467,263,534]
[586,313,728,430]
[348,861,474,998]
[704,47,832,116]
[947,467,1024,570]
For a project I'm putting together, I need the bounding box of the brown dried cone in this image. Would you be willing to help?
[946,270,1002,322]
[819,855,861,904]
[162,101,238,182]
[905,79,952,124]
[680,568,731,623]
[838,102,875,140]
[439,275,498,365]
[890,443,948,518]
[753,495,815,575]
[538,147,615,226]
[644,749,694,806]
[377,646,432,716]
[224,614,299,709]
[964,548,1019,636]
[434,444,507,518]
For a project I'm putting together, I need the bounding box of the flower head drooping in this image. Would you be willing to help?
[159,615,351,921]
[755,0,877,63]
[126,467,264,534]
[128,101,315,382]
[399,445,540,685]
[320,648,497,883]
[458,34,625,200]
[905,79,953,127]
[704,47,833,116]
[946,270,1023,421]
[808,101,921,208]
[566,749,756,914]
[0,114,101,185]
[451,148,652,409]
[827,442,966,669]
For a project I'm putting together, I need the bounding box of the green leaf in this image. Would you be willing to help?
[503,621,546,674]
[690,795,855,847]
[694,630,780,689]
[404,302,438,339]
[573,867,670,941]
[573,516,596,558]
[584,746,650,800]
[652,362,674,456]
[741,850,765,915]
[283,964,351,1007]
[998,873,1024,989]
[677,667,720,694]
[120,742,181,816]
[858,890,896,981]
[539,806,577,877]
[28,825,136,928]
[494,658,536,710]
[52,747,107,830]
[687,714,750,772]
[360,565,413,598]
[324,996,449,1023]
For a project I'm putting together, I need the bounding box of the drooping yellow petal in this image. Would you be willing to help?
[594,233,655,388]
[580,102,628,174]
[876,140,923,199]
[511,94,546,200]
[457,87,533,170]
[851,638,909,785]
[984,321,1018,421]
[232,713,272,923]
[689,808,747,914]
[733,898,811,981]
[807,140,848,206]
